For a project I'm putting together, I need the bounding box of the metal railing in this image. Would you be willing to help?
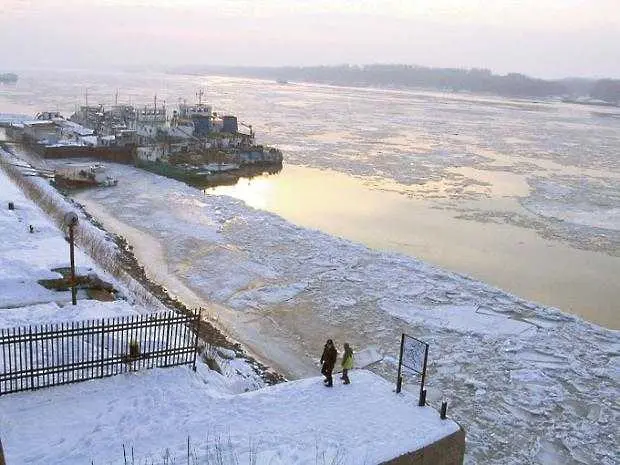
[0,311,200,396]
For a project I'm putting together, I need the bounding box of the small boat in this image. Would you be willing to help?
[53,163,118,188]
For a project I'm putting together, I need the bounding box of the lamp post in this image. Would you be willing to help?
[63,212,79,305]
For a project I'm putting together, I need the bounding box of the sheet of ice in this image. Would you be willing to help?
[73,165,620,465]
[521,176,620,252]
[0,367,459,465]
[380,302,535,336]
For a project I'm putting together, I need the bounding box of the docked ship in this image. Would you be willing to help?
[0,73,18,83]
[3,88,282,188]
[10,111,136,163]
[135,90,283,183]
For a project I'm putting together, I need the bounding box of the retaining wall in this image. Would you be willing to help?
[382,427,465,465]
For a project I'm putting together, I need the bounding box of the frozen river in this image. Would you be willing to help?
[1,69,619,464]
[1,69,619,327]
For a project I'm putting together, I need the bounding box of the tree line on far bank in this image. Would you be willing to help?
[170,64,620,104]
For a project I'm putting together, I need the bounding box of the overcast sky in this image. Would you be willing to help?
[1,0,619,78]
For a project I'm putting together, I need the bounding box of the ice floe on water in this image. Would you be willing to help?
[73,165,619,465]
[523,175,620,234]
[380,302,535,336]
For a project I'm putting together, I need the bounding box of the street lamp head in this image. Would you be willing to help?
[63,211,79,228]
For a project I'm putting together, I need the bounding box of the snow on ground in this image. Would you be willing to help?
[0,300,137,329]
[0,366,459,465]
[0,165,115,310]
[0,161,461,465]
[73,164,620,465]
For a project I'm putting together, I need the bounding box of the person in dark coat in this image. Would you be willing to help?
[320,339,338,387]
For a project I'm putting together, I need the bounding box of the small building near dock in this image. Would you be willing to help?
[22,120,58,144]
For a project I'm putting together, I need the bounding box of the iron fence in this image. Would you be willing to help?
[0,311,200,396]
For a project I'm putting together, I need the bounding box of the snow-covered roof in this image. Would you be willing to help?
[24,120,56,126]
[57,120,95,136]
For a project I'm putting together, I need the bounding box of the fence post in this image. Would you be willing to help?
[0,328,4,396]
[100,319,106,378]
[164,312,172,367]
[440,400,448,419]
[396,333,405,393]
[419,344,429,406]
[192,310,201,371]
[28,325,34,391]
[0,435,6,465]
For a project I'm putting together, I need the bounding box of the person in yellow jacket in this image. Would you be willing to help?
[341,343,354,385]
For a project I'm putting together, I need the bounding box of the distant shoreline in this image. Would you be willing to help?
[166,64,620,105]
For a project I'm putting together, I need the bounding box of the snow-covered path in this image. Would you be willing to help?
[73,165,619,465]
[0,367,459,465]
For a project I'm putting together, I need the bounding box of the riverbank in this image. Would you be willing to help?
[77,197,303,380]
